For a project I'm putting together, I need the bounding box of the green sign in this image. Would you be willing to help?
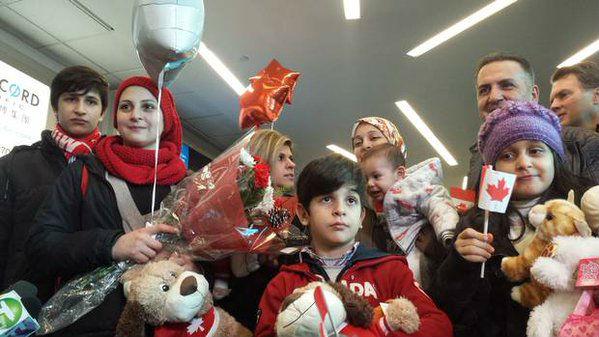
[0,297,23,329]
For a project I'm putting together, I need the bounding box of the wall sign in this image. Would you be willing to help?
[0,59,50,156]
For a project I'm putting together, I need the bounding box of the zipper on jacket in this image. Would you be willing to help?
[2,178,8,200]
[335,260,357,283]
[304,258,358,283]
[309,263,331,282]
[3,153,16,200]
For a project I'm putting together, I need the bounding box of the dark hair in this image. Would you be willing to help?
[296,154,366,210]
[462,150,593,241]
[361,143,406,169]
[475,52,535,85]
[551,61,599,89]
[50,66,109,113]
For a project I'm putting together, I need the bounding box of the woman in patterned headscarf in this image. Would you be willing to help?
[351,116,407,163]
[350,117,407,253]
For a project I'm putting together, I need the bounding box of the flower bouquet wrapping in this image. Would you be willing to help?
[159,131,297,260]
[37,131,299,334]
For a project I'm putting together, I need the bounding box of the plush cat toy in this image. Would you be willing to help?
[116,260,252,337]
[501,186,599,309]
[276,281,420,337]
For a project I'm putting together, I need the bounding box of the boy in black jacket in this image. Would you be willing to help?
[0,66,108,300]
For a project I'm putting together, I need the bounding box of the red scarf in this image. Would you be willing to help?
[94,136,186,185]
[52,124,101,161]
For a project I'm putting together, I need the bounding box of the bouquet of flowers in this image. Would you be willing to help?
[158,131,296,260]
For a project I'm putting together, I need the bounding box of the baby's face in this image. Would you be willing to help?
[361,156,403,202]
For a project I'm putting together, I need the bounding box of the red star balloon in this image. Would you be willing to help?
[239,59,300,129]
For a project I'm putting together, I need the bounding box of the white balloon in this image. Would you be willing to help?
[132,0,205,86]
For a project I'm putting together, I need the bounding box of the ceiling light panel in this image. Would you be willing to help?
[557,37,599,68]
[343,0,360,20]
[327,144,357,162]
[407,0,518,57]
[395,100,458,166]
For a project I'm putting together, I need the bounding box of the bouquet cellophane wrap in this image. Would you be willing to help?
[154,131,294,260]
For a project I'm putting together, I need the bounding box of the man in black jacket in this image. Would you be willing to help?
[467,52,599,188]
[0,65,108,300]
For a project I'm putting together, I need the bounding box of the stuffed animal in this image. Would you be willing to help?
[526,236,599,337]
[501,190,594,309]
[276,281,420,337]
[116,260,252,337]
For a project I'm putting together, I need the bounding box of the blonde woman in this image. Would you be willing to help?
[216,129,298,331]
[248,129,296,190]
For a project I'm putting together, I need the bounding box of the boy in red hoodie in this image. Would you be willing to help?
[254,154,453,337]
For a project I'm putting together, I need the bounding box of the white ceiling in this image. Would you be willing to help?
[1,0,598,187]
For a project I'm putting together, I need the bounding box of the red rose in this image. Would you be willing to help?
[254,163,270,189]
[253,155,263,164]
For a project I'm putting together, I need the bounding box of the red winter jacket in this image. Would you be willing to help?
[255,244,453,337]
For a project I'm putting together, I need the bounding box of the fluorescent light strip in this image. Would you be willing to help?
[199,42,246,96]
[69,0,114,31]
[327,144,357,162]
[557,38,599,68]
[462,176,468,190]
[407,0,517,57]
[343,0,360,20]
[395,100,458,166]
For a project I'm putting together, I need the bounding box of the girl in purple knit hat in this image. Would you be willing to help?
[429,101,594,337]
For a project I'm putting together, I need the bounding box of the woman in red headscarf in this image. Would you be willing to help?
[27,76,188,337]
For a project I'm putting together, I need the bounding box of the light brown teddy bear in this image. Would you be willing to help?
[276,281,420,337]
[501,190,596,309]
[116,260,252,337]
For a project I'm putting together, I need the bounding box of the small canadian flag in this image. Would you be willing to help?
[314,286,335,337]
[477,165,516,213]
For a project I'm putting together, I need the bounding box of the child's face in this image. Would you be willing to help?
[495,140,555,200]
[360,156,405,202]
[298,184,365,250]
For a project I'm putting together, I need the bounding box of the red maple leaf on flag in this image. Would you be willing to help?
[486,178,510,202]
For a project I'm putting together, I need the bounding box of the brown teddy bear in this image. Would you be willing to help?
[276,281,420,337]
[501,189,597,309]
[116,260,252,337]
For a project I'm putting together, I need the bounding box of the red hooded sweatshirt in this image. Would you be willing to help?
[255,244,453,337]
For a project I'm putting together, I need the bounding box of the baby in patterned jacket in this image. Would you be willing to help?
[360,143,459,286]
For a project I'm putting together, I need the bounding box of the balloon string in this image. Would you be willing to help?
[150,69,165,225]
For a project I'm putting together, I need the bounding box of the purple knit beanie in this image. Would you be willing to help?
[478,101,564,165]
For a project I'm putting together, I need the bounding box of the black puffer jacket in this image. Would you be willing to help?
[0,131,66,299]
[467,126,599,188]
[26,155,170,337]
[429,211,529,337]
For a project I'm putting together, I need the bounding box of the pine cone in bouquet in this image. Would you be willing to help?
[164,134,296,260]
